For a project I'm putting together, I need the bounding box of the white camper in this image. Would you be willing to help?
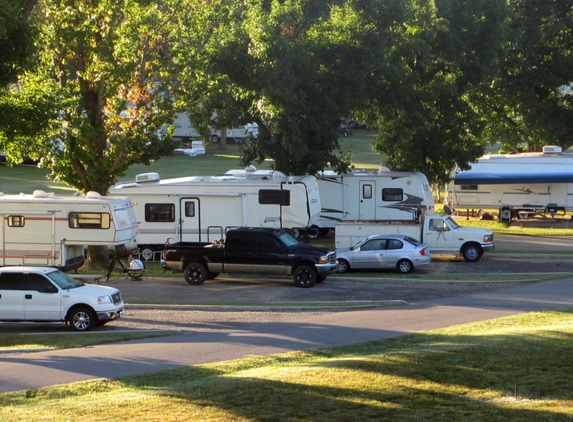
[315,169,435,235]
[108,171,321,260]
[448,146,573,221]
[164,112,258,144]
[0,190,138,271]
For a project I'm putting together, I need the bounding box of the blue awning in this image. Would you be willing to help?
[454,172,573,185]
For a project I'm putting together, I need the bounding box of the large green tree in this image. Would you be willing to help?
[480,0,573,152]
[0,0,177,193]
[174,0,399,174]
[369,0,507,185]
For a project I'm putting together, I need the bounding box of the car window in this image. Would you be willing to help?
[404,236,422,246]
[0,273,25,290]
[255,236,281,253]
[46,270,83,289]
[386,239,403,250]
[361,239,385,251]
[26,274,57,293]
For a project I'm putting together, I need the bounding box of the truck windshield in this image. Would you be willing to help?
[444,216,461,229]
[46,270,84,289]
[276,231,300,247]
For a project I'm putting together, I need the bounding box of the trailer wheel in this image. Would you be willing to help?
[500,207,512,222]
[307,226,321,240]
[293,265,317,288]
[397,259,413,274]
[184,262,208,285]
[139,247,155,261]
[211,134,220,143]
[69,306,96,331]
[462,244,482,262]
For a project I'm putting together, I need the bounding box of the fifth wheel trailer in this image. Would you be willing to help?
[448,146,573,221]
[108,171,321,260]
[0,190,138,271]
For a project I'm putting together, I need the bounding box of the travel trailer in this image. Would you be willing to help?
[0,190,138,271]
[108,171,321,260]
[448,146,573,221]
[315,169,435,232]
[226,167,435,238]
[164,113,258,144]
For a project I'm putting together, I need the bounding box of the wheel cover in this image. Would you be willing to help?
[465,247,479,261]
[73,312,91,330]
[297,270,311,284]
[399,261,412,273]
[140,249,154,261]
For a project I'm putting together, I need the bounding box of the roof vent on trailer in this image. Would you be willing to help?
[135,172,160,183]
[33,190,50,198]
[543,145,562,154]
[86,191,103,199]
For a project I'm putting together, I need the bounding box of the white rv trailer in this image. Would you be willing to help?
[108,171,321,260]
[0,190,138,271]
[448,146,573,221]
[225,167,435,237]
[165,113,258,144]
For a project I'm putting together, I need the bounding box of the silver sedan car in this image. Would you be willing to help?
[336,234,431,274]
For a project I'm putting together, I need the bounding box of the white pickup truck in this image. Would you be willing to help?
[0,266,124,331]
[335,214,494,262]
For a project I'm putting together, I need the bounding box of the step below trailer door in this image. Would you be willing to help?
[179,198,200,243]
[359,181,376,220]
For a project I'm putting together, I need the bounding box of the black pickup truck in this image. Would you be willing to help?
[161,227,338,287]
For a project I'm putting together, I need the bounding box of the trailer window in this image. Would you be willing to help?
[145,203,175,222]
[362,184,372,199]
[69,212,110,229]
[259,190,290,206]
[382,188,403,202]
[184,201,195,218]
[7,215,25,227]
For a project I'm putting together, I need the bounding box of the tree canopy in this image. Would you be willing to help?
[1,0,572,189]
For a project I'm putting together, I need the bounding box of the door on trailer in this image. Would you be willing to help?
[359,181,376,220]
[179,198,200,242]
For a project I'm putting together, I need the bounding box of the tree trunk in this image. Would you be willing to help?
[83,245,110,271]
[219,127,228,150]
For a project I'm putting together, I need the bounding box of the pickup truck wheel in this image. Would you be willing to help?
[397,259,413,274]
[70,306,96,331]
[184,262,208,285]
[293,265,317,288]
[337,259,350,273]
[462,244,482,262]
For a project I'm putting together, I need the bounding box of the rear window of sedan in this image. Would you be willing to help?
[404,236,423,246]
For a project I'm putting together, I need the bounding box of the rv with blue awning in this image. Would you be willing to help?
[448,146,573,221]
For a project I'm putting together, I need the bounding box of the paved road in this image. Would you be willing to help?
[1,275,573,394]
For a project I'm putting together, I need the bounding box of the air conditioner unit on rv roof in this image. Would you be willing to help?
[135,172,161,183]
[542,145,562,154]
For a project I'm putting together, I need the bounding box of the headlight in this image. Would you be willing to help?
[98,295,112,304]
[318,255,328,264]
[484,235,493,243]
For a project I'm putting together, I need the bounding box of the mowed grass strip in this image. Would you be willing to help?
[1,308,572,421]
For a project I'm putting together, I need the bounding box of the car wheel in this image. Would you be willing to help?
[337,259,350,273]
[139,247,155,261]
[70,306,96,331]
[462,244,482,262]
[293,265,317,288]
[397,259,413,274]
[184,262,208,285]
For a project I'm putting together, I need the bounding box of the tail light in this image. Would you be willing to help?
[419,247,428,256]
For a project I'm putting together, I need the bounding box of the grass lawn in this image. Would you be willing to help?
[1,308,572,420]
[0,129,382,195]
